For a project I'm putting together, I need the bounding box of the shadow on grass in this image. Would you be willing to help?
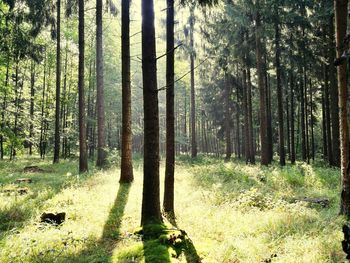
[0,159,96,240]
[63,183,131,262]
[164,214,202,263]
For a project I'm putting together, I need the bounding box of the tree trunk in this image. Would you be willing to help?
[309,79,315,161]
[274,10,285,166]
[1,56,10,160]
[255,6,269,165]
[335,0,350,215]
[329,16,341,167]
[78,0,88,173]
[96,0,107,167]
[141,0,162,225]
[190,8,197,158]
[225,73,232,161]
[164,0,175,215]
[120,0,134,182]
[290,73,296,164]
[53,0,61,164]
[247,69,255,164]
[300,74,307,162]
[324,65,333,165]
[243,70,249,163]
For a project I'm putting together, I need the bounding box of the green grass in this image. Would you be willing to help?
[0,156,346,262]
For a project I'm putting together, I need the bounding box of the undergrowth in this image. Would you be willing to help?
[0,155,346,262]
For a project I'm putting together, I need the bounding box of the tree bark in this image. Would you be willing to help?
[335,0,350,215]
[120,0,134,183]
[78,0,88,173]
[96,0,107,167]
[290,73,296,164]
[164,0,175,215]
[141,0,162,225]
[190,7,197,158]
[53,0,61,164]
[255,6,269,165]
[225,73,232,161]
[247,69,255,164]
[274,9,285,166]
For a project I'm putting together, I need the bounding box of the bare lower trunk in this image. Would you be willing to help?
[164,0,175,214]
[120,0,134,182]
[141,0,162,225]
[96,0,107,167]
[78,0,88,173]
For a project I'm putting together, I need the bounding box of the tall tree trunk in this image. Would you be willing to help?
[324,65,333,165]
[235,82,241,159]
[335,0,350,215]
[243,69,249,163]
[247,69,255,164]
[274,9,285,166]
[225,73,232,161]
[141,0,162,225]
[53,0,61,164]
[164,0,175,215]
[304,66,310,163]
[29,62,35,156]
[120,0,134,182]
[1,56,10,160]
[290,73,296,164]
[190,7,197,158]
[96,0,107,167]
[255,6,269,165]
[309,79,315,161]
[61,43,68,158]
[78,0,88,173]
[329,16,341,167]
[322,93,328,160]
[300,74,307,162]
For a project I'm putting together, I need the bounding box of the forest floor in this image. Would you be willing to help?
[0,156,346,262]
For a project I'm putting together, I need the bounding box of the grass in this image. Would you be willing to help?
[0,155,347,262]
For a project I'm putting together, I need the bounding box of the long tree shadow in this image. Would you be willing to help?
[63,183,131,262]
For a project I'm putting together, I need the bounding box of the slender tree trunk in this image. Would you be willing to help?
[141,0,162,225]
[324,65,333,165]
[96,0,107,167]
[1,57,10,160]
[255,6,269,165]
[225,73,232,161]
[286,89,291,160]
[304,66,310,164]
[164,0,175,215]
[190,7,197,158]
[53,0,61,164]
[29,62,35,155]
[309,79,315,161]
[300,74,307,162]
[236,82,241,159]
[247,69,255,164]
[290,73,296,164]
[274,10,285,166]
[61,44,68,158]
[329,16,341,167]
[243,70,249,163]
[322,93,328,160]
[78,0,88,172]
[120,0,134,182]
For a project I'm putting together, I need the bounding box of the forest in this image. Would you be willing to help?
[0,0,349,262]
